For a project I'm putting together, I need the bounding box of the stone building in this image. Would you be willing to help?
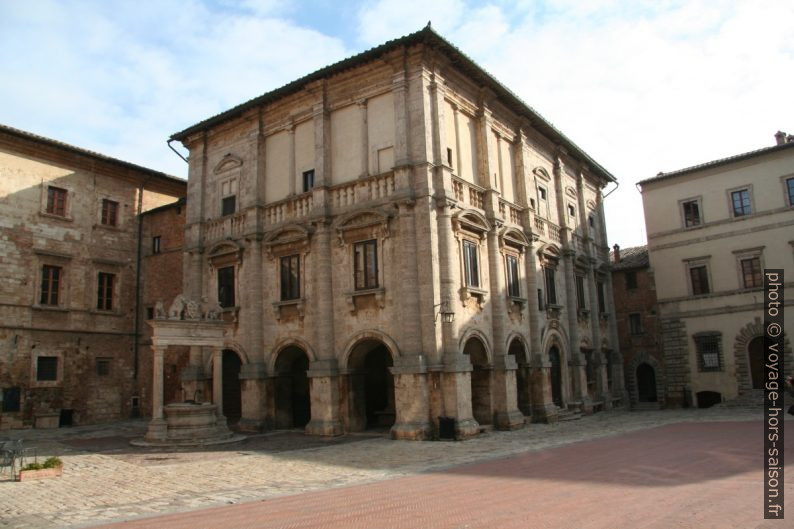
[0,124,186,429]
[609,245,663,408]
[158,25,623,440]
[638,132,794,408]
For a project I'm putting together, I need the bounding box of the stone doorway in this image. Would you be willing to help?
[748,336,765,390]
[464,337,492,426]
[222,349,242,424]
[347,341,395,431]
[549,346,563,407]
[274,346,311,429]
[508,339,531,416]
[636,363,657,402]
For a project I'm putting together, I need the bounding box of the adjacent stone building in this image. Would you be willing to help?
[161,26,623,440]
[638,132,794,408]
[609,245,663,408]
[0,124,186,429]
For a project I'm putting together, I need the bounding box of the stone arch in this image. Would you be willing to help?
[734,317,792,393]
[271,342,312,429]
[452,209,491,236]
[626,352,665,406]
[458,328,493,364]
[507,334,531,416]
[542,326,569,407]
[462,334,492,426]
[213,153,243,174]
[340,330,401,369]
[204,342,248,373]
[268,337,318,375]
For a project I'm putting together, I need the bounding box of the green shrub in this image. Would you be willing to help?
[22,462,43,471]
[43,457,62,468]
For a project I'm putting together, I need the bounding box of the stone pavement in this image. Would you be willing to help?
[0,407,784,529]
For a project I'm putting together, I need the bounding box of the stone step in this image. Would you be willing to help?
[556,407,582,421]
[632,402,661,411]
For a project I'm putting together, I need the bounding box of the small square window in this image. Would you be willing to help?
[568,204,576,217]
[731,189,752,217]
[302,169,315,193]
[446,148,453,167]
[46,186,67,216]
[682,200,701,227]
[96,357,111,377]
[37,356,58,381]
[101,199,118,226]
[152,236,161,254]
[221,195,236,216]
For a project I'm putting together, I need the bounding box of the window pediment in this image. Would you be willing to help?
[537,242,561,267]
[213,153,243,174]
[499,226,529,253]
[335,209,392,245]
[532,167,551,182]
[208,240,243,268]
[453,209,490,238]
[264,224,312,257]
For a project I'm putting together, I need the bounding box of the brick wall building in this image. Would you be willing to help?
[609,245,663,407]
[0,124,185,429]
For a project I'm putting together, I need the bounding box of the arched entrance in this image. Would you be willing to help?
[464,337,492,426]
[748,336,765,390]
[273,346,311,429]
[222,349,242,424]
[636,363,657,402]
[548,346,563,407]
[508,339,531,416]
[347,340,395,431]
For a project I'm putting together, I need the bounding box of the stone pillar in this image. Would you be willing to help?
[287,123,296,195]
[180,345,209,404]
[238,362,267,432]
[492,355,524,429]
[358,99,369,177]
[390,356,431,440]
[305,359,343,435]
[212,347,225,424]
[145,345,167,441]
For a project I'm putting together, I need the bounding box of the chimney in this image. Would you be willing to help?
[613,244,620,263]
[775,131,788,146]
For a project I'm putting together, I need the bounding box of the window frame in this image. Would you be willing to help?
[302,169,315,193]
[100,198,119,227]
[462,239,481,289]
[40,264,62,306]
[544,266,557,306]
[679,197,702,228]
[727,185,754,218]
[783,175,794,207]
[96,271,115,311]
[152,235,161,255]
[685,258,712,296]
[597,280,606,314]
[220,178,238,217]
[733,246,764,290]
[46,186,68,217]
[217,265,236,308]
[628,312,643,335]
[505,254,521,298]
[694,332,723,372]
[280,254,301,301]
[625,270,638,290]
[353,239,379,291]
[96,357,112,377]
[575,274,586,310]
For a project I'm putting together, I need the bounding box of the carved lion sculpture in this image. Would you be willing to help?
[154,300,166,319]
[168,294,186,320]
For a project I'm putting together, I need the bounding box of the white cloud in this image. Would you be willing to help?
[357,0,466,46]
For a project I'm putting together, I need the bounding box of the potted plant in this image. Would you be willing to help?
[17,457,63,481]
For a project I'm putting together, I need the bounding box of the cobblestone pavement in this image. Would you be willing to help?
[0,407,781,528]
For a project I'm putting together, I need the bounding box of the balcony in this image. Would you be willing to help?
[264,193,313,226]
[205,212,247,243]
[331,172,395,209]
[451,176,484,210]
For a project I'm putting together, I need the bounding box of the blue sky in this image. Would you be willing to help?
[1,0,792,247]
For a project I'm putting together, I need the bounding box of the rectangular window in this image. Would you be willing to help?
[731,189,752,216]
[588,215,595,228]
[97,272,115,310]
[37,356,58,381]
[787,177,794,206]
[740,257,762,289]
[689,265,710,295]
[629,313,643,335]
[280,255,300,300]
[221,195,236,216]
[682,200,701,227]
[152,236,161,254]
[462,240,480,288]
[46,186,67,216]
[568,204,576,217]
[40,265,61,306]
[625,270,638,290]
[218,266,235,308]
[597,281,606,314]
[446,148,453,167]
[575,275,586,310]
[537,288,544,310]
[544,267,557,305]
[695,333,722,371]
[354,240,379,290]
[302,169,315,193]
[101,199,118,226]
[506,255,520,297]
[96,357,111,377]
[538,186,547,201]
[1,387,21,412]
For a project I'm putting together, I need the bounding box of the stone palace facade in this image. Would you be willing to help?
[162,26,624,440]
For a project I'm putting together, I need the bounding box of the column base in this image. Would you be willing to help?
[390,421,432,441]
[494,410,525,430]
[531,403,559,423]
[144,418,167,442]
[305,418,343,436]
[236,418,266,433]
[455,418,480,440]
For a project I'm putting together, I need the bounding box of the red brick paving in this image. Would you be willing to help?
[94,421,792,529]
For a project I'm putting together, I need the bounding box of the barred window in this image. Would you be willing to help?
[37,356,58,381]
[695,333,722,372]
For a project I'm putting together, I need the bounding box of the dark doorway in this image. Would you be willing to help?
[222,349,242,424]
[636,363,657,402]
[274,346,311,429]
[549,346,563,407]
[508,339,531,416]
[748,336,765,390]
[464,337,492,425]
[347,341,394,431]
[696,391,722,408]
